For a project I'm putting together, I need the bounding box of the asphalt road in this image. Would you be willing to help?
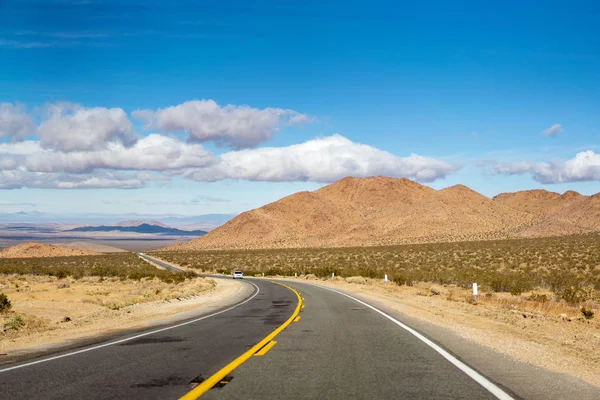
[201,280,502,400]
[0,278,297,399]
[202,279,600,400]
[138,253,186,272]
[2,265,598,399]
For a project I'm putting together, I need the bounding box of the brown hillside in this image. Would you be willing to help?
[382,185,537,244]
[0,242,101,258]
[515,193,600,237]
[493,189,583,216]
[162,176,600,251]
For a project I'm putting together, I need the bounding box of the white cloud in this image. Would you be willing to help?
[133,99,309,149]
[0,103,36,140]
[0,99,463,189]
[0,170,144,190]
[0,158,17,170]
[37,103,136,151]
[182,134,459,183]
[0,141,45,172]
[23,134,216,173]
[541,123,563,137]
[491,150,600,183]
[0,134,459,189]
[0,140,44,155]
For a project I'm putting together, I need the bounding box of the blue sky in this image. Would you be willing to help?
[0,0,599,216]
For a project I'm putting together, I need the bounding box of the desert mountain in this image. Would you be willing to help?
[493,190,584,216]
[117,220,170,228]
[163,177,600,251]
[0,242,101,258]
[66,223,207,236]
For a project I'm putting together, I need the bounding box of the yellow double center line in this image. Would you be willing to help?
[179,281,303,400]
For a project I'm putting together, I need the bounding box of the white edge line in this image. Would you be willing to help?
[299,282,514,400]
[0,280,260,374]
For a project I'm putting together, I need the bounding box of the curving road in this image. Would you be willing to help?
[200,280,503,400]
[1,256,599,399]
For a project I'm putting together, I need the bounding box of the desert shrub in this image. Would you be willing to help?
[151,233,600,298]
[0,253,193,284]
[7,314,24,330]
[581,307,594,320]
[528,293,549,303]
[0,293,11,312]
[559,285,595,305]
[55,269,68,279]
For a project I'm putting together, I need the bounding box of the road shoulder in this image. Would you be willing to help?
[0,277,253,365]
[276,278,600,400]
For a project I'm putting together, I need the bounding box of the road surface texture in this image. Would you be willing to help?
[1,265,598,399]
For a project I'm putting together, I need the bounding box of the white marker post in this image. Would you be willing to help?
[384,274,388,285]
[295,272,297,277]
[472,283,478,304]
[331,272,335,279]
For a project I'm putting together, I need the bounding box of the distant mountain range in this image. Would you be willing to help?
[66,223,207,236]
[0,212,234,230]
[116,220,170,228]
[164,176,600,251]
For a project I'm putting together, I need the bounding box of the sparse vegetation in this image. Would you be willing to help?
[0,253,196,284]
[6,314,24,330]
[153,233,600,305]
[581,307,594,320]
[0,293,12,312]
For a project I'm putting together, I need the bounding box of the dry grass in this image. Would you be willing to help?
[153,233,600,306]
[0,274,216,341]
[0,253,196,283]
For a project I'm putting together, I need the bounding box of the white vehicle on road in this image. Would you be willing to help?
[232,270,244,279]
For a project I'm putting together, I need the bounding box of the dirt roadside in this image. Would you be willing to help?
[279,276,600,388]
[0,275,247,360]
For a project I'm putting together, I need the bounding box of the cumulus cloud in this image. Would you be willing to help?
[133,99,309,149]
[0,141,45,172]
[0,99,464,190]
[181,134,459,183]
[0,158,17,170]
[37,103,136,151]
[0,170,144,190]
[541,124,563,137]
[23,134,215,173]
[491,150,600,183]
[0,140,44,155]
[0,103,36,140]
[0,134,460,188]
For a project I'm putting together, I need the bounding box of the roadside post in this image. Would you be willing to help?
[384,274,388,285]
[472,282,478,304]
[331,272,335,279]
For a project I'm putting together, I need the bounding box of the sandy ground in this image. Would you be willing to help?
[282,276,600,388]
[0,242,101,258]
[0,239,182,252]
[54,241,128,253]
[0,275,242,358]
